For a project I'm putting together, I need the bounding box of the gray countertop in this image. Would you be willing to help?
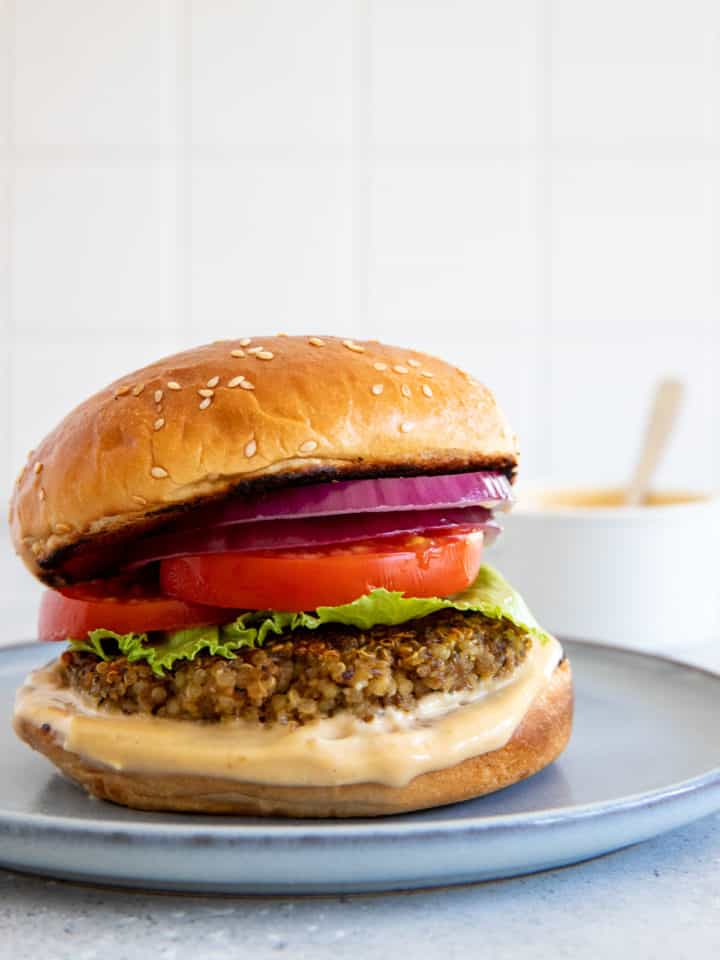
[1,816,719,960]
[1,529,718,959]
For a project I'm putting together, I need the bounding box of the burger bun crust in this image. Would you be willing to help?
[9,336,518,585]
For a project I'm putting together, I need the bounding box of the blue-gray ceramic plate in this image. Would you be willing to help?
[1,640,719,893]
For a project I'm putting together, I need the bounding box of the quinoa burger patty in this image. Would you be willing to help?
[60,610,530,725]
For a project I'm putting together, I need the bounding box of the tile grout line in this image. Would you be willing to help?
[710,27,720,488]
[176,0,192,341]
[351,0,371,333]
[3,0,15,497]
[535,0,553,482]
[8,139,720,167]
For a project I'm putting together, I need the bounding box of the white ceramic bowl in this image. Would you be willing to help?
[491,488,720,652]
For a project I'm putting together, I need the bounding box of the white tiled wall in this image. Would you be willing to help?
[1,0,719,498]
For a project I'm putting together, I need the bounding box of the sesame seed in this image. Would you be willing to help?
[131,383,145,397]
[371,383,384,396]
[199,397,212,410]
[393,364,409,374]
[231,349,245,358]
[154,417,165,431]
[298,440,318,454]
[240,380,255,390]
[256,351,274,360]
[227,375,245,388]
[373,362,388,371]
[151,466,169,479]
[276,332,289,337]
[207,473,220,482]
[245,439,257,458]
[309,337,325,347]
[198,388,214,398]
[400,422,413,433]
[33,462,43,475]
[115,384,130,397]
[422,384,433,398]
[154,389,163,404]
[421,370,434,378]
[132,495,148,506]
[31,542,42,556]
[38,489,46,501]
[407,359,421,368]
[246,346,264,355]
[343,339,365,353]
[401,384,412,398]
[54,523,72,534]
[207,375,220,388]
[167,381,181,391]
[240,338,252,347]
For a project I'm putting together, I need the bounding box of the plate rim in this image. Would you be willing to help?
[1,637,720,844]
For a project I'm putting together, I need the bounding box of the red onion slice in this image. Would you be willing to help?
[124,508,500,569]
[172,471,512,533]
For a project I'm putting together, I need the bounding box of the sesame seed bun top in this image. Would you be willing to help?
[9,336,518,585]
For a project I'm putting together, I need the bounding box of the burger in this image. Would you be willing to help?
[10,336,572,817]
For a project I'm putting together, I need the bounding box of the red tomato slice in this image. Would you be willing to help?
[39,578,236,641]
[160,532,484,611]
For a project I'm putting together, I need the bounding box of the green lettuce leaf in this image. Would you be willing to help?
[68,564,547,676]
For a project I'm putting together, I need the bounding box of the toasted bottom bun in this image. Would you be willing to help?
[14,659,572,818]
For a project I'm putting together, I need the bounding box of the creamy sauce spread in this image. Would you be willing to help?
[15,636,562,788]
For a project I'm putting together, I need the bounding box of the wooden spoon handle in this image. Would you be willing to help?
[625,379,684,507]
